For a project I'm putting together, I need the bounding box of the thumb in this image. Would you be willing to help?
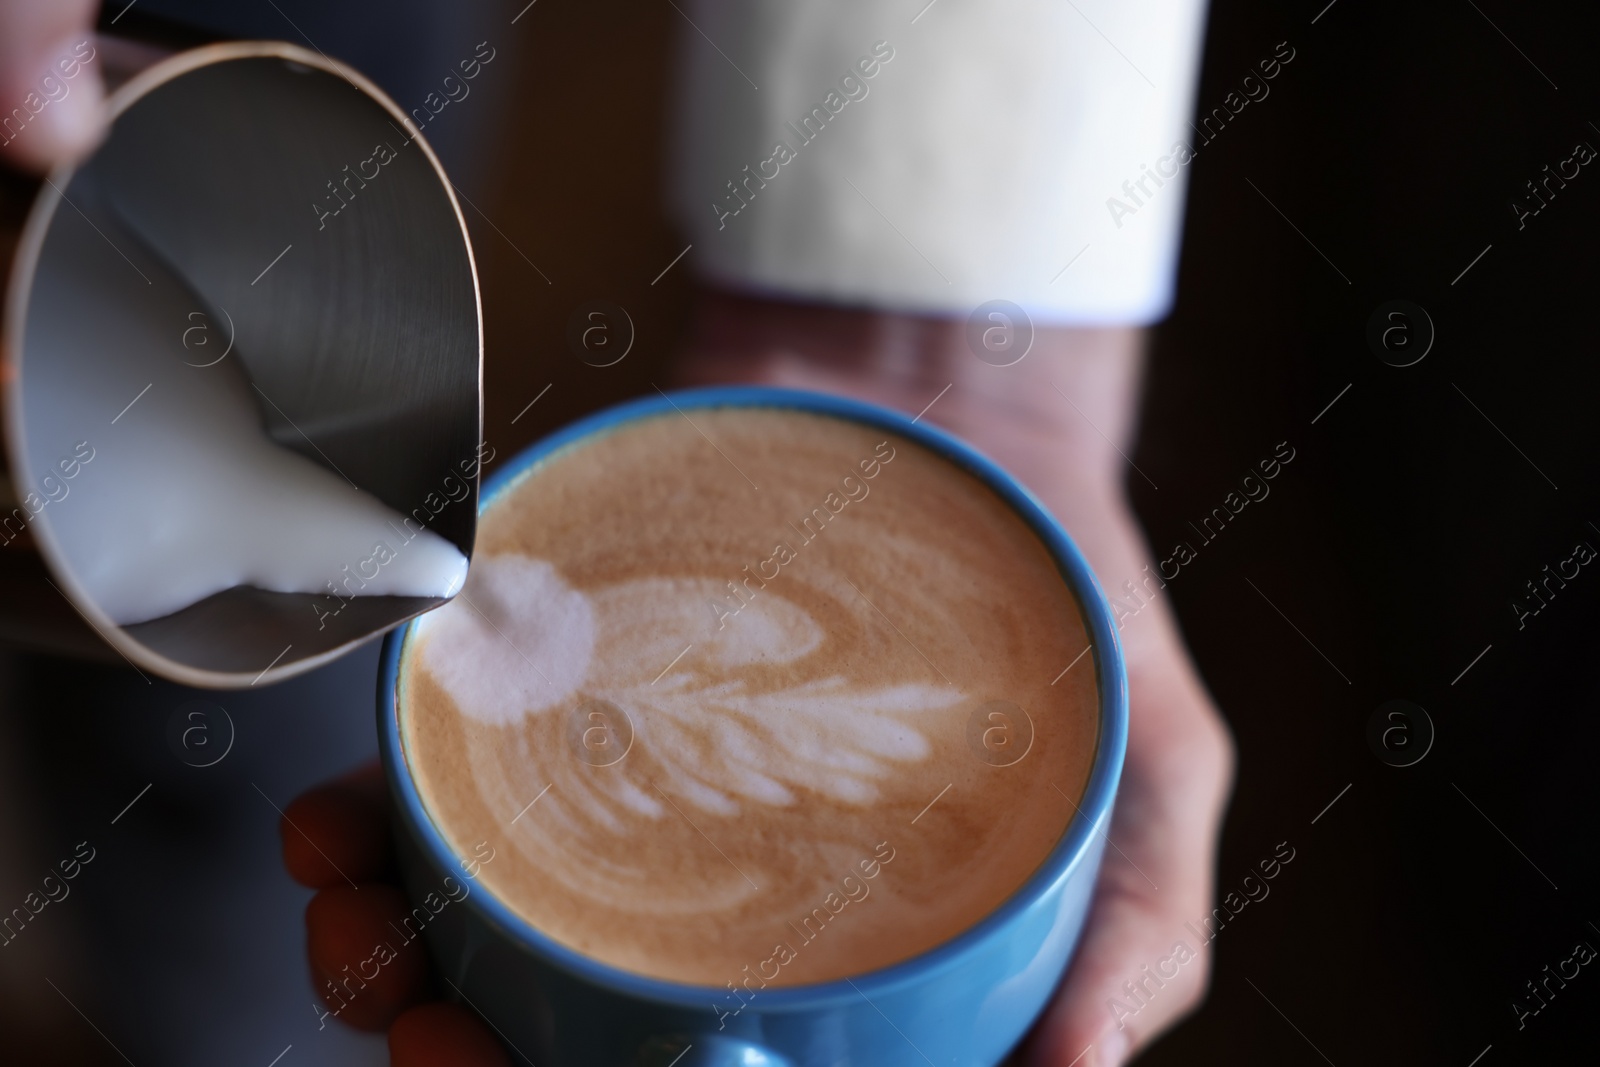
[0,0,105,173]
[1029,868,1212,1066]
[1024,662,1233,1066]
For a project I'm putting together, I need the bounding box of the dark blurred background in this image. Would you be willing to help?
[1,0,1595,1064]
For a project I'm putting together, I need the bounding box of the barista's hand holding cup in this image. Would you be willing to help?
[296,388,1128,1066]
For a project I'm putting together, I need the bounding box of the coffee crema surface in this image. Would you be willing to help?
[400,407,1097,987]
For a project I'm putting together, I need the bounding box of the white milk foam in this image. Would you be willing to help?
[417,552,959,815]
[26,186,467,625]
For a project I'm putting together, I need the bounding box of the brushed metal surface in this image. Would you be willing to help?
[3,42,482,688]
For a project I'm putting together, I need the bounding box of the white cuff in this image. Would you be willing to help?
[669,0,1210,325]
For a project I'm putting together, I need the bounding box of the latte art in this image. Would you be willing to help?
[400,407,1097,986]
[417,553,964,914]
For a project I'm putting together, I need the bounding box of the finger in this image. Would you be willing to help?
[280,762,393,888]
[0,0,105,173]
[391,1003,511,1067]
[1025,668,1233,1066]
[306,884,431,1031]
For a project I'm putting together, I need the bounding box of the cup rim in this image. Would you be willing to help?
[379,384,1128,1011]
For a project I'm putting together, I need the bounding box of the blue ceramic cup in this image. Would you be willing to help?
[378,386,1128,1067]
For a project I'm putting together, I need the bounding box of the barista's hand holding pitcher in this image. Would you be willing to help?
[284,296,1233,1067]
[0,0,105,173]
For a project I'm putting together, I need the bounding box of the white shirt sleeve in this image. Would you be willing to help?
[668,0,1210,325]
